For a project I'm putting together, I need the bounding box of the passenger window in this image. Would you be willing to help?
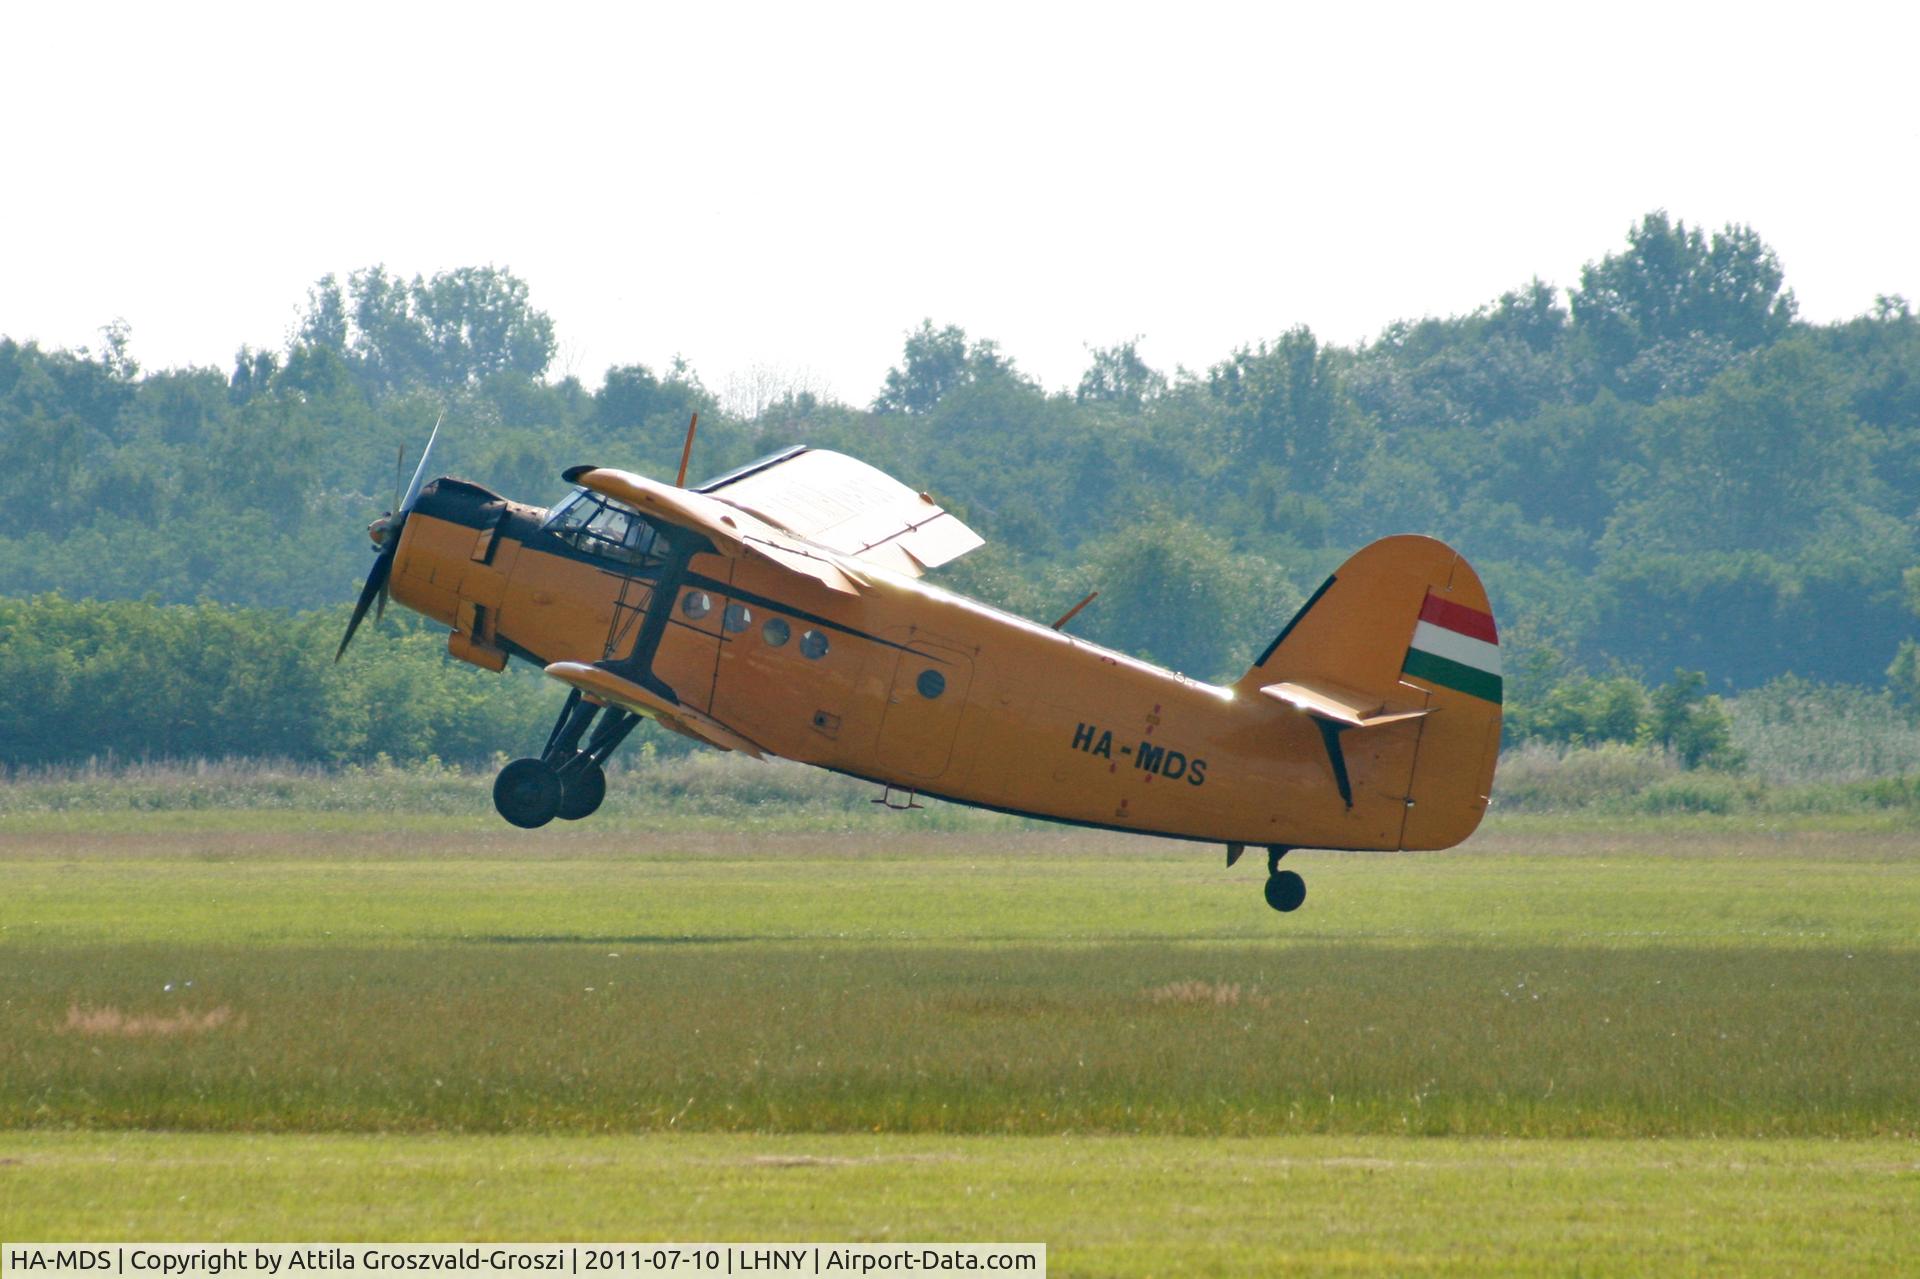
[723,603,752,633]
[763,618,791,647]
[800,630,829,659]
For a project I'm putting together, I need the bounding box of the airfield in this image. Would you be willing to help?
[2,775,1917,1276]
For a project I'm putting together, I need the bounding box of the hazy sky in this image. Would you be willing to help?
[4,1,1916,405]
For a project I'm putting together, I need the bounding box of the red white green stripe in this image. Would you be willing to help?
[1402,592,1501,703]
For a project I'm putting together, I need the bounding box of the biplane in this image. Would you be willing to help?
[337,423,1501,913]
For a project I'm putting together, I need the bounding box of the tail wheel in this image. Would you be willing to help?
[556,758,607,821]
[1264,869,1306,913]
[494,757,562,829]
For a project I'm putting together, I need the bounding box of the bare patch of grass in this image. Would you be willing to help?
[61,1004,240,1036]
[743,1154,955,1168]
[1144,980,1269,1007]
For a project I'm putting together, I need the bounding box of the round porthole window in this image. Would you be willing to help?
[916,669,946,699]
[680,590,711,620]
[762,617,791,647]
[800,629,829,659]
[723,603,752,633]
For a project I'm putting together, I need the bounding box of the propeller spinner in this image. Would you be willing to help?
[335,416,441,662]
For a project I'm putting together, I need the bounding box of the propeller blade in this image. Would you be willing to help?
[337,416,439,662]
[397,413,443,515]
[335,545,395,663]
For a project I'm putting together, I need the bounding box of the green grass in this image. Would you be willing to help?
[3,830,1918,1137]
[4,816,1919,1270]
[1,824,1915,949]
[4,1131,1918,1277]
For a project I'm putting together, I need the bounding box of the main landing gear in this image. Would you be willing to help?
[493,689,640,829]
[1227,843,1307,914]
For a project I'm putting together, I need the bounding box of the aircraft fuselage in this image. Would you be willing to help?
[386,476,1496,850]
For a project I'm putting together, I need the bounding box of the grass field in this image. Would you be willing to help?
[3,809,1918,1273]
[5,1130,1918,1276]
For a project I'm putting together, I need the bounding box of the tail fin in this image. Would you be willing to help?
[1240,535,1502,850]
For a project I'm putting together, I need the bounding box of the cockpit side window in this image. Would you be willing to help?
[542,489,664,568]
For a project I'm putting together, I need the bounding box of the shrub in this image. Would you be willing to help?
[1493,742,1675,811]
[1729,675,1920,784]
[1634,772,1757,814]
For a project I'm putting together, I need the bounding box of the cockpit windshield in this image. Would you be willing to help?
[542,489,665,568]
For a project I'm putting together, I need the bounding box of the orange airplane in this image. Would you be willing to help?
[338,423,1501,913]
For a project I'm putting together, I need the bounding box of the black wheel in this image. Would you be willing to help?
[1264,869,1306,913]
[556,758,606,821]
[494,757,562,829]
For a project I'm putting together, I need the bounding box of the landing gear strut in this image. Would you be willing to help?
[1263,845,1306,913]
[493,690,639,829]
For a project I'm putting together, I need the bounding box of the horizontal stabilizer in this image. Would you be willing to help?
[545,661,773,759]
[1258,680,1431,729]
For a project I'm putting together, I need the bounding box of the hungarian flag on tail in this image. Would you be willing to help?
[1402,591,1501,704]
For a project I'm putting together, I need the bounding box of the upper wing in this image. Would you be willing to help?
[564,465,869,595]
[697,448,983,577]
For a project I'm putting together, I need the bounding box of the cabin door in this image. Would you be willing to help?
[876,642,974,780]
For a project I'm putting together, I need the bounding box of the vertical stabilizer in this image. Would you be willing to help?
[1240,535,1501,849]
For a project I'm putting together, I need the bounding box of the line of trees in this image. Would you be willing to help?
[0,596,555,766]
[2,214,1918,768]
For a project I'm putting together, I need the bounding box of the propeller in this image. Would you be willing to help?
[372,444,404,626]
[336,415,441,662]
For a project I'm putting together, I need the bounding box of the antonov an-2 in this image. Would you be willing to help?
[338,425,1501,913]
